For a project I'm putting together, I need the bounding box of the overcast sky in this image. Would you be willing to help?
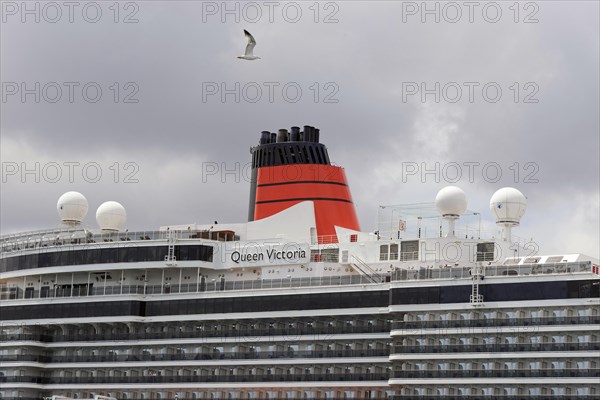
[1,1,598,258]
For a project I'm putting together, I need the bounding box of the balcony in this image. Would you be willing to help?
[0,348,389,364]
[393,368,600,378]
[392,341,600,354]
[392,316,600,331]
[0,372,389,384]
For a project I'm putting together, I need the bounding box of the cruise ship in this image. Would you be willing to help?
[1,125,599,400]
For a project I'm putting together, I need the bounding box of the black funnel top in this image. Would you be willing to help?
[250,125,330,168]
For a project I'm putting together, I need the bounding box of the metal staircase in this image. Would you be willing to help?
[350,255,385,283]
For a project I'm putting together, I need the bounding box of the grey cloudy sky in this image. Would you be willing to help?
[1,1,598,258]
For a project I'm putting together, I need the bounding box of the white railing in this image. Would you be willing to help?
[0,274,387,301]
[1,229,240,257]
[391,261,592,282]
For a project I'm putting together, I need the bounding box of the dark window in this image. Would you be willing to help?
[379,245,389,261]
[476,242,495,262]
[400,241,419,261]
[390,244,399,260]
[391,280,595,305]
[0,291,388,321]
[0,245,213,272]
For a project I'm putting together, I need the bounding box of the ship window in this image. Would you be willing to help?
[380,245,389,261]
[400,241,418,261]
[390,244,399,260]
[545,256,563,263]
[476,243,495,262]
[0,244,213,273]
[1,291,391,321]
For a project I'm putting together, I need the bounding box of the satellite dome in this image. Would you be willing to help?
[435,186,467,217]
[490,187,527,225]
[57,191,88,224]
[96,201,127,231]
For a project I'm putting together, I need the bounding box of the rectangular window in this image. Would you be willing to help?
[390,244,399,260]
[380,245,389,261]
[401,241,419,261]
[476,242,495,261]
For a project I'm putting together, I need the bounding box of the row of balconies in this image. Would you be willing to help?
[397,305,597,322]
[392,396,597,400]
[0,274,382,299]
[0,348,389,363]
[392,342,600,353]
[392,316,599,330]
[2,391,390,400]
[392,368,600,378]
[0,372,390,384]
[0,324,391,343]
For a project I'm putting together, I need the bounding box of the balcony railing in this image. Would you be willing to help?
[0,229,218,254]
[392,342,600,354]
[392,316,600,330]
[392,396,597,400]
[390,261,592,282]
[393,368,600,378]
[0,274,386,301]
[0,323,391,343]
[0,373,389,384]
[0,349,389,364]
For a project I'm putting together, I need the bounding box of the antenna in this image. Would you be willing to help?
[490,187,527,242]
[435,186,467,237]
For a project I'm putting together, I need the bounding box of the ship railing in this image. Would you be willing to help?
[0,322,392,343]
[390,261,593,281]
[315,234,339,244]
[0,274,389,300]
[310,253,339,262]
[375,224,531,247]
[0,372,389,384]
[391,315,600,330]
[350,255,386,283]
[392,368,600,378]
[392,341,600,354]
[0,229,238,257]
[0,348,390,363]
[313,233,378,245]
[380,252,419,262]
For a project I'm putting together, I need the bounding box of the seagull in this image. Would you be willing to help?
[238,29,261,60]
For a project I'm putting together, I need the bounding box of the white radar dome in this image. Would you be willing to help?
[435,186,467,217]
[96,201,127,231]
[57,191,88,224]
[490,187,527,225]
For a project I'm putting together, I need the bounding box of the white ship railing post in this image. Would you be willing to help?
[179,268,183,293]
[196,267,200,293]
[143,269,148,294]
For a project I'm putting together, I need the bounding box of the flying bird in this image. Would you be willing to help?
[237,30,261,60]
